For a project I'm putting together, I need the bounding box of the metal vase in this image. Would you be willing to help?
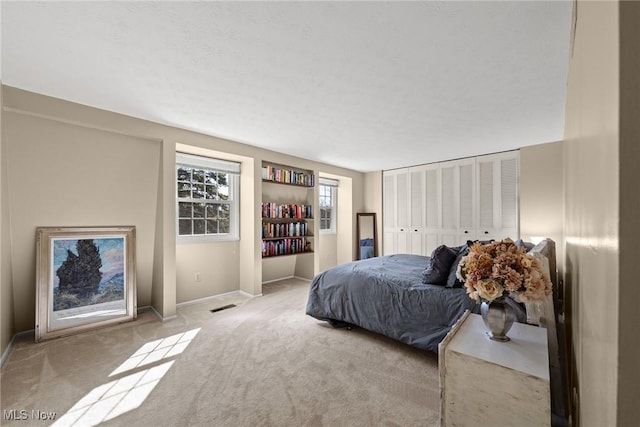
[480,298,515,342]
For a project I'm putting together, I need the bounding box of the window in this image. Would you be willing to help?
[319,178,338,234]
[176,153,240,241]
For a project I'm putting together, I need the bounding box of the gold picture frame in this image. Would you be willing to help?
[35,226,136,342]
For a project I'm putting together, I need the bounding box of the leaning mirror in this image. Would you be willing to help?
[356,213,377,260]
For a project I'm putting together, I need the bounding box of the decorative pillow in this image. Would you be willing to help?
[445,240,494,288]
[422,245,458,285]
[515,239,535,251]
[445,243,470,288]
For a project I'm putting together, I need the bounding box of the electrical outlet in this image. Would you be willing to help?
[195,273,201,282]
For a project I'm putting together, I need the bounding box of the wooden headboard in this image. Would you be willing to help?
[528,238,568,425]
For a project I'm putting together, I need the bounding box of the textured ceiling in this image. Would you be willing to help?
[1,1,572,172]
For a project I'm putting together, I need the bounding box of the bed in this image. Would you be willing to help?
[305,238,550,353]
[305,252,480,352]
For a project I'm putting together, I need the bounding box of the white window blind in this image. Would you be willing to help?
[319,177,339,187]
[176,153,240,174]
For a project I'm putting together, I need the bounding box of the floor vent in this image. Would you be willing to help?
[210,304,236,313]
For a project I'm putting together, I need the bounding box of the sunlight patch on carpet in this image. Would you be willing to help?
[51,328,201,427]
[109,328,201,376]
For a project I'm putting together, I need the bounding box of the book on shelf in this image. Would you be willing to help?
[262,221,308,239]
[262,165,314,187]
[261,202,312,219]
[262,237,311,257]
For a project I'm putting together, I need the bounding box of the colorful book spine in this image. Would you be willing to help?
[261,222,308,238]
[262,165,315,187]
[261,237,311,257]
[261,203,313,219]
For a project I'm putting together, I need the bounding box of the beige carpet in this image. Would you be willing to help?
[1,278,441,426]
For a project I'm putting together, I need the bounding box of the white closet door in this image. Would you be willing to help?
[458,160,475,244]
[408,167,428,255]
[383,173,396,230]
[396,172,409,230]
[476,152,519,241]
[477,157,495,240]
[500,155,519,240]
[384,150,518,256]
[382,169,410,255]
[424,165,440,254]
[383,172,396,255]
[440,162,458,247]
[395,171,410,253]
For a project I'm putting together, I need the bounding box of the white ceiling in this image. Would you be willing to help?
[1,1,572,173]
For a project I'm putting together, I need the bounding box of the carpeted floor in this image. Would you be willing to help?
[1,278,441,426]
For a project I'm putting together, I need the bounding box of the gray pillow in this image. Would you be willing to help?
[445,244,470,288]
[422,245,458,286]
[515,239,535,251]
[445,240,494,288]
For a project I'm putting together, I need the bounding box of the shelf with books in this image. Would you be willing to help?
[262,220,311,239]
[262,237,313,258]
[261,161,316,266]
[261,202,313,220]
[261,162,315,187]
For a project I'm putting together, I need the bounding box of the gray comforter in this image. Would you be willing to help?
[305,254,479,352]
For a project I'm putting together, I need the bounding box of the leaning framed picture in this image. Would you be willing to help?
[35,226,136,342]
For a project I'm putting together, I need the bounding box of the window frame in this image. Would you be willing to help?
[319,179,338,235]
[176,153,240,243]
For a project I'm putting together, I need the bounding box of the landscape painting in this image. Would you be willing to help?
[53,237,125,311]
[36,227,136,342]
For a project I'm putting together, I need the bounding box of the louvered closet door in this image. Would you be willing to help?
[396,171,410,253]
[383,172,396,255]
[439,158,476,247]
[499,155,519,240]
[408,167,426,255]
[476,152,519,241]
[424,165,440,254]
[478,158,495,240]
[440,162,458,247]
[383,169,410,255]
[457,160,476,244]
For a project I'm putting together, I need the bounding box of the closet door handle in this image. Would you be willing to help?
[464,230,469,234]
[484,231,489,234]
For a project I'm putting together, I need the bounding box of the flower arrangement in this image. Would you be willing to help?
[456,238,552,303]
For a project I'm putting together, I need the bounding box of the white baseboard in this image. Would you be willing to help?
[137,305,177,322]
[262,275,294,284]
[262,276,311,285]
[176,289,257,309]
[238,290,261,298]
[1,329,34,368]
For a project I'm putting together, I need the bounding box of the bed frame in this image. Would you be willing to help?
[529,239,568,426]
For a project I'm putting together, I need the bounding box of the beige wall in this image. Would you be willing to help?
[520,141,564,273]
[1,81,15,360]
[1,86,365,354]
[4,111,162,332]
[314,173,355,273]
[318,234,337,272]
[363,171,383,257]
[173,144,253,304]
[176,241,240,303]
[562,1,640,425]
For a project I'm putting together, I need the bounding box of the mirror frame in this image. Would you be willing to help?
[356,213,378,260]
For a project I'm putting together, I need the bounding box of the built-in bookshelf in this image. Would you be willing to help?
[262,163,315,187]
[261,202,313,257]
[261,161,315,260]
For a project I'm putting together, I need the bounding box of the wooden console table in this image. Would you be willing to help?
[439,311,550,427]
